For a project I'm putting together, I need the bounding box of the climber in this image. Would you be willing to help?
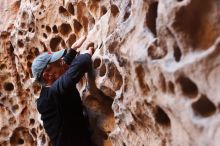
[31,35,95,146]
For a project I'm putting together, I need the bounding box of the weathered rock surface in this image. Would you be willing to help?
[0,0,220,146]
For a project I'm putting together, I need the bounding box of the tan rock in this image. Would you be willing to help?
[0,0,220,146]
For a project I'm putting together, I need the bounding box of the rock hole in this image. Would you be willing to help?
[168,81,175,94]
[43,33,47,39]
[174,46,182,62]
[28,27,34,32]
[26,88,30,92]
[20,22,26,29]
[59,23,72,36]
[9,117,16,125]
[108,41,118,54]
[159,73,166,92]
[41,134,46,144]
[39,124,43,130]
[1,126,10,137]
[145,2,158,36]
[9,98,13,104]
[135,65,150,95]
[41,25,45,28]
[192,94,216,117]
[67,33,76,48]
[29,22,35,30]
[31,128,37,138]
[18,138,24,145]
[94,58,101,69]
[171,0,214,50]
[52,25,58,33]
[107,63,123,90]
[46,25,51,33]
[12,104,19,113]
[82,16,89,32]
[39,42,46,51]
[76,1,86,20]
[0,64,7,70]
[129,0,132,6]
[34,47,40,56]
[67,3,75,15]
[17,40,24,48]
[8,42,14,54]
[20,106,28,116]
[99,63,106,77]
[177,76,198,98]
[3,82,14,91]
[61,39,67,48]
[154,106,171,126]
[123,11,130,21]
[73,19,83,33]
[59,6,69,16]
[111,4,119,17]
[100,6,107,16]
[127,124,135,131]
[50,36,62,51]
[18,30,23,35]
[26,37,30,42]
[29,118,35,125]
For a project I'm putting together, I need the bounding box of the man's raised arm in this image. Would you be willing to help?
[64,35,87,65]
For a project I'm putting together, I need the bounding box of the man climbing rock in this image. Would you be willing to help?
[31,36,94,146]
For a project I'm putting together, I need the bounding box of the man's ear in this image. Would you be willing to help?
[42,72,48,81]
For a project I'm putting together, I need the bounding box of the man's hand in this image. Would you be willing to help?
[83,47,94,56]
[81,42,95,56]
[71,35,87,51]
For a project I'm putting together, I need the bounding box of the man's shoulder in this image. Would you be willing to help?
[37,86,53,102]
[40,86,50,96]
[37,86,56,113]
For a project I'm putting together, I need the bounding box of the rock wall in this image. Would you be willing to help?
[0,0,220,146]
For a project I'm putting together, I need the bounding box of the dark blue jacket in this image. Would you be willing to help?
[36,49,92,146]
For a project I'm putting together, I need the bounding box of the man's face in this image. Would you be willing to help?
[42,58,69,85]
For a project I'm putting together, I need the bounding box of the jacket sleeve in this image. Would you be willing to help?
[50,53,92,95]
[63,48,78,65]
